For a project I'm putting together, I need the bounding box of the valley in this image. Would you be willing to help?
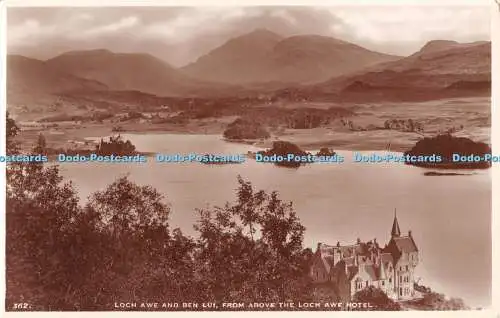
[12,96,490,154]
[6,29,491,154]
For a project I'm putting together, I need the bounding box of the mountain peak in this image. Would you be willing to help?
[60,49,114,56]
[182,30,399,84]
[247,28,280,37]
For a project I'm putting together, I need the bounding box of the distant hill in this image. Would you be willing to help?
[7,55,108,104]
[388,40,491,75]
[266,35,401,83]
[45,49,227,97]
[301,40,491,102]
[182,29,284,84]
[181,29,401,84]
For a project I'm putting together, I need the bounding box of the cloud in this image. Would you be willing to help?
[7,18,58,47]
[6,6,490,66]
[83,16,140,37]
[330,6,490,55]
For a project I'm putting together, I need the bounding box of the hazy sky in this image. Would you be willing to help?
[7,6,490,67]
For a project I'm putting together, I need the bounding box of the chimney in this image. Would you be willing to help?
[408,230,412,237]
[336,241,340,247]
[357,238,361,244]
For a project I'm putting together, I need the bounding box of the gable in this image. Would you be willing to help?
[394,236,418,253]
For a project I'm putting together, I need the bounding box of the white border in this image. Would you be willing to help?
[491,0,499,316]
[0,0,497,317]
[1,0,7,317]
[0,0,493,6]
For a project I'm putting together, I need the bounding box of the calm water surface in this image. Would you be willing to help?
[59,133,491,308]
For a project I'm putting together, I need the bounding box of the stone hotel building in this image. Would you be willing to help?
[310,213,419,301]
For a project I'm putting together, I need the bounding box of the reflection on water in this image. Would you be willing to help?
[59,133,491,308]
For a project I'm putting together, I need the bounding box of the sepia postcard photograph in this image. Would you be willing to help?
[1,0,497,315]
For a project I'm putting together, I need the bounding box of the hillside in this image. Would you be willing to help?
[266,35,400,83]
[182,28,284,84]
[385,40,491,75]
[45,49,225,97]
[7,55,108,105]
[303,40,491,102]
[182,29,401,84]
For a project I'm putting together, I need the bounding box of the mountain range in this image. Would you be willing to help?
[6,29,491,106]
[304,40,491,100]
[181,28,401,84]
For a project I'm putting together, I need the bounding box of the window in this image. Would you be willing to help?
[399,288,403,296]
[356,279,363,290]
[406,265,408,271]
[382,281,385,286]
[389,278,392,283]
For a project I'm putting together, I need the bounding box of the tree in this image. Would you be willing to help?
[32,133,47,155]
[223,117,270,140]
[352,286,401,311]
[384,120,390,130]
[86,176,170,235]
[407,119,415,132]
[411,284,469,310]
[5,118,196,309]
[316,148,335,156]
[404,134,491,169]
[6,123,82,309]
[80,176,201,307]
[6,112,20,154]
[95,135,136,155]
[193,176,313,303]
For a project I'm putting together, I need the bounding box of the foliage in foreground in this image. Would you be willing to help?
[353,286,401,311]
[6,113,313,309]
[408,283,469,310]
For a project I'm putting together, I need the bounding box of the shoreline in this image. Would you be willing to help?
[15,120,491,159]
